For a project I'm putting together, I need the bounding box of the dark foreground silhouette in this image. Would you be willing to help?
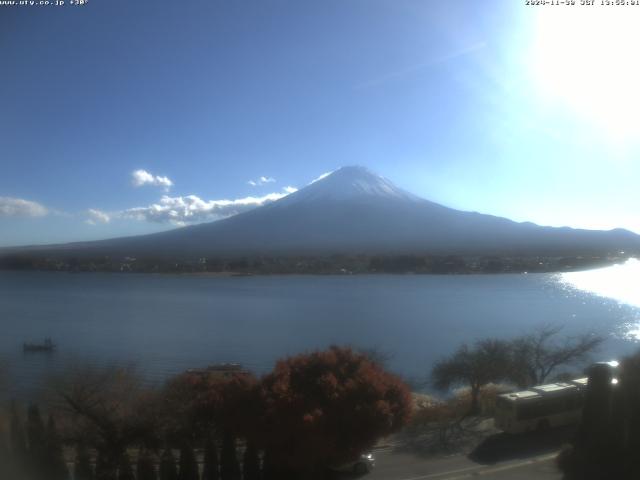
[469,426,576,465]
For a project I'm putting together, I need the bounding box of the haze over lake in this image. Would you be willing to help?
[2,261,639,398]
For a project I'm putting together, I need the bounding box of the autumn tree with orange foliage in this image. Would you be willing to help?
[256,346,412,477]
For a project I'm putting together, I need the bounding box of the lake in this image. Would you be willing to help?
[2,261,640,398]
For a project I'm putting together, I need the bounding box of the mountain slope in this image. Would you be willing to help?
[5,166,640,258]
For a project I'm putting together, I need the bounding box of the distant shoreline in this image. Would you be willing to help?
[0,253,633,276]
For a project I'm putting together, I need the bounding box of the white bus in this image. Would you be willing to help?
[494,378,588,434]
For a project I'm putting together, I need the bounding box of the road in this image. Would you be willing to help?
[367,449,561,480]
[360,427,573,480]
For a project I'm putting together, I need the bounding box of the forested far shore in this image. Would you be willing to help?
[0,252,632,275]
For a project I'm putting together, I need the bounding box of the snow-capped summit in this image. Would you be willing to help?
[305,166,417,200]
[270,166,421,213]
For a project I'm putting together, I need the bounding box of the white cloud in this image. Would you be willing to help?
[248,176,276,187]
[310,171,334,184]
[0,197,48,217]
[120,186,298,224]
[283,186,298,194]
[86,209,111,225]
[131,169,173,190]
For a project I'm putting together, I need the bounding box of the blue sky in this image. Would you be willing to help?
[2,0,640,246]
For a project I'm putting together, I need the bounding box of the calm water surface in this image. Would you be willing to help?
[1,264,639,398]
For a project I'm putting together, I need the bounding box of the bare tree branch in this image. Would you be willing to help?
[508,325,604,387]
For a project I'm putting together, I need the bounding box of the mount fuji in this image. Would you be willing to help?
[6,166,640,258]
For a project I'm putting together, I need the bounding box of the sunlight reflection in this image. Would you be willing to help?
[560,259,640,340]
[561,259,640,309]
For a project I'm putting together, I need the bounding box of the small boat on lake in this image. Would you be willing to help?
[23,338,56,353]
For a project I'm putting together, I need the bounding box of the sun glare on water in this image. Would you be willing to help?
[560,259,640,339]
[560,258,640,310]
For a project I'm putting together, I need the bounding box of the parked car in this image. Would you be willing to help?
[329,453,375,475]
